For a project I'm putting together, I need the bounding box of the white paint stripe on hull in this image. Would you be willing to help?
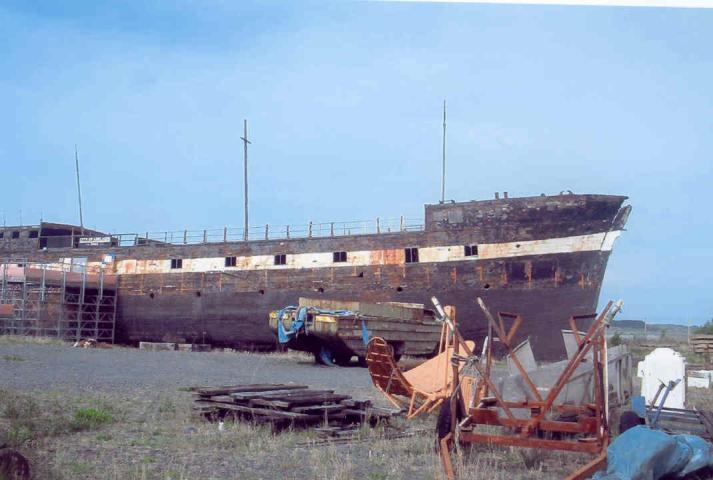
[98,230,622,275]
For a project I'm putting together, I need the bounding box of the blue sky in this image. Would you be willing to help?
[1,1,711,324]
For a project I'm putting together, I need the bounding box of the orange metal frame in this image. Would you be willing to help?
[440,300,619,480]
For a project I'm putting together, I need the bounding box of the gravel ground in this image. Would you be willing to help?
[0,340,572,479]
[0,342,377,400]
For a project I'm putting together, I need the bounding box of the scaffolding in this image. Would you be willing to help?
[0,259,117,343]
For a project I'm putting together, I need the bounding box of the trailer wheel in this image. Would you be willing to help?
[334,352,353,366]
[388,341,404,362]
[436,401,453,442]
[313,346,336,366]
[436,397,463,443]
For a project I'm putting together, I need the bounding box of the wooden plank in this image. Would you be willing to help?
[203,395,235,403]
[231,389,335,403]
[193,401,312,419]
[339,399,372,409]
[698,411,713,439]
[195,384,308,396]
[291,404,346,414]
[250,394,351,409]
[298,297,428,321]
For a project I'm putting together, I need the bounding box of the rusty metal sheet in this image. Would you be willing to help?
[0,304,14,318]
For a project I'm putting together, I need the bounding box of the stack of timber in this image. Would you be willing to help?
[191,383,394,433]
[691,335,713,358]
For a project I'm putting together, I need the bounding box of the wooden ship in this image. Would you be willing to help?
[0,192,630,360]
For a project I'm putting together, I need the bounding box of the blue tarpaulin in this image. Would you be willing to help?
[593,426,713,480]
[361,318,371,345]
[276,306,302,344]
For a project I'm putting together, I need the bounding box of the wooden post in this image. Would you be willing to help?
[241,119,251,241]
[183,230,187,245]
[376,217,380,234]
[400,215,405,232]
[223,226,227,243]
[265,224,269,240]
[444,305,458,480]
[203,230,207,243]
[308,222,313,238]
[286,225,290,239]
[330,222,334,237]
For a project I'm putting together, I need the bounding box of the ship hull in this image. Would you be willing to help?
[115,249,609,360]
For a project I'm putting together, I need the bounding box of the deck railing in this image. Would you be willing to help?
[23,217,424,249]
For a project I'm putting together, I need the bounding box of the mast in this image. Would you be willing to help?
[240,120,251,241]
[441,100,446,203]
[75,144,84,233]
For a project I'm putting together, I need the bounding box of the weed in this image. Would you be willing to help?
[158,397,176,414]
[67,461,91,475]
[0,390,117,448]
[73,407,113,430]
[2,354,25,362]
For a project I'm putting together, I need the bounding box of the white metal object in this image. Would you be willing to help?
[637,348,686,409]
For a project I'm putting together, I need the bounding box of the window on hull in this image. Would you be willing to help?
[464,245,479,257]
[225,256,237,267]
[333,251,347,263]
[404,247,419,263]
[170,258,183,269]
[274,254,287,266]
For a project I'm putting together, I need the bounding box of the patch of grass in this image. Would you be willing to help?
[368,472,389,480]
[67,461,91,475]
[0,335,65,346]
[2,354,25,362]
[158,397,176,413]
[129,430,167,449]
[96,432,113,442]
[0,390,117,447]
[73,407,113,430]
